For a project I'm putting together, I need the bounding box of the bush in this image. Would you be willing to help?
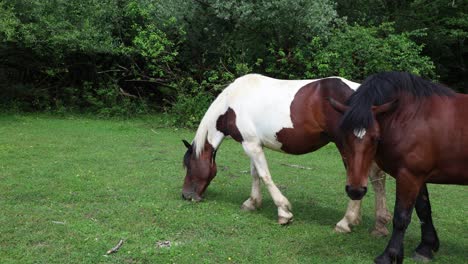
[169,78,214,128]
[0,0,181,115]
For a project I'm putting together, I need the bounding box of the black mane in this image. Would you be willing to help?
[183,149,191,169]
[340,72,455,132]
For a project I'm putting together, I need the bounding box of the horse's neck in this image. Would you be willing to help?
[324,86,355,141]
[207,130,224,151]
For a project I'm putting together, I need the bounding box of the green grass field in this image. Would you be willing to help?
[0,114,466,263]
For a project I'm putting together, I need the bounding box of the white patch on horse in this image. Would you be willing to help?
[353,128,367,139]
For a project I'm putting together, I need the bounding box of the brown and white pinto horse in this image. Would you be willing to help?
[182,74,392,235]
[330,72,468,263]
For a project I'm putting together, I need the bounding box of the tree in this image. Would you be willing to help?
[336,0,468,90]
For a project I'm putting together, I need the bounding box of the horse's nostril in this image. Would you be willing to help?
[182,192,191,200]
[345,185,367,200]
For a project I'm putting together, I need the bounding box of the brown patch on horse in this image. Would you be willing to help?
[276,78,353,154]
[216,107,244,142]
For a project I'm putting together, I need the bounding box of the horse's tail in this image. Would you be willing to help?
[193,87,229,157]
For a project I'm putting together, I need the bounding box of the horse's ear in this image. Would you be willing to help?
[182,139,192,150]
[373,99,398,115]
[211,149,217,164]
[328,97,349,114]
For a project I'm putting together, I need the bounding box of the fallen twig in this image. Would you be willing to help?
[156,240,171,248]
[106,239,124,255]
[280,163,314,170]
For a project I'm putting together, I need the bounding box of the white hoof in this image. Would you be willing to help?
[334,221,352,233]
[241,198,261,211]
[278,216,293,225]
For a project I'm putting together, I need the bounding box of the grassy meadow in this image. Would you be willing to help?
[0,114,466,263]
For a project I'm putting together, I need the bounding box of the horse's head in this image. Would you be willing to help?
[329,98,397,200]
[181,139,217,201]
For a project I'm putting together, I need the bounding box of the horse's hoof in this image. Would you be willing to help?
[241,198,260,211]
[334,222,351,233]
[371,226,389,237]
[374,254,393,264]
[278,216,293,225]
[374,250,403,264]
[412,252,432,263]
[241,203,256,211]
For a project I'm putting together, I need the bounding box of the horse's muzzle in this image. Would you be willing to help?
[345,185,367,200]
[182,191,203,202]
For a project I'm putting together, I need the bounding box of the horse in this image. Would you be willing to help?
[182,74,392,235]
[329,71,468,263]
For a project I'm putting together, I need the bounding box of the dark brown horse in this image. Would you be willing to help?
[330,72,468,263]
[182,74,392,235]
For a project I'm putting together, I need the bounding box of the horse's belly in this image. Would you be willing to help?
[276,129,329,154]
[427,161,468,185]
[256,131,328,154]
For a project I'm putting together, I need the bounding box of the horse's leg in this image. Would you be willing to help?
[242,141,293,225]
[412,184,440,262]
[241,160,262,211]
[334,163,390,234]
[369,164,392,237]
[335,199,362,233]
[375,170,422,264]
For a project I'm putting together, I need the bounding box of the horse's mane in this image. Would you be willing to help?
[183,148,191,168]
[192,81,230,157]
[340,72,455,132]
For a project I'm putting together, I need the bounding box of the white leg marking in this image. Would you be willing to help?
[242,141,293,224]
[369,163,392,237]
[335,199,362,233]
[335,163,391,235]
[241,160,263,211]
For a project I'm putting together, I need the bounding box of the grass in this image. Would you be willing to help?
[0,113,466,263]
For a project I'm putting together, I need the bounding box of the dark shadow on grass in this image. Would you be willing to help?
[204,188,467,262]
[204,187,377,229]
[175,185,467,262]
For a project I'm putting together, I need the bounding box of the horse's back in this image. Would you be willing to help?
[224,75,354,152]
[223,75,313,149]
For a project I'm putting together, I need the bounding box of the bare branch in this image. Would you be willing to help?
[97,69,124,74]
[119,88,138,98]
[124,79,175,89]
[280,163,314,170]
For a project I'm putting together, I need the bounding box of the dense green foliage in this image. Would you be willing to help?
[1,114,467,263]
[264,23,435,80]
[336,0,468,88]
[1,0,466,125]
